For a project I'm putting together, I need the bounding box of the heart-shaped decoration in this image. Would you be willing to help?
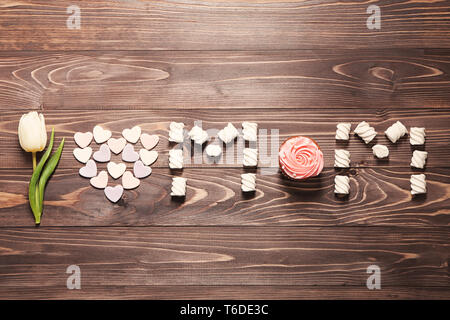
[93,144,111,162]
[122,144,139,162]
[107,137,126,154]
[122,126,141,144]
[133,160,152,178]
[139,149,158,166]
[107,161,126,179]
[73,147,92,164]
[104,185,124,203]
[122,171,140,190]
[74,132,93,148]
[93,125,112,144]
[90,170,108,189]
[140,133,159,150]
[79,159,97,178]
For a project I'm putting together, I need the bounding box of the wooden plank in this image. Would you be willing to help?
[2,285,450,300]
[1,108,449,169]
[0,227,448,295]
[1,167,448,227]
[0,50,450,110]
[0,1,449,50]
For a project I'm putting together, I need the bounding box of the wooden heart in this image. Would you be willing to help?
[107,137,126,154]
[122,126,141,144]
[93,144,111,162]
[139,149,158,166]
[93,125,112,144]
[74,132,93,148]
[140,133,159,150]
[73,147,92,164]
[79,159,97,178]
[90,170,108,189]
[122,144,139,162]
[133,160,152,178]
[107,162,126,179]
[122,171,140,190]
[104,185,124,203]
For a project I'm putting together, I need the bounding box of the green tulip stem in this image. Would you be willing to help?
[32,152,37,171]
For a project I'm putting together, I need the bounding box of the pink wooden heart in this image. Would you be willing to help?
[79,159,97,178]
[140,134,159,150]
[74,132,93,148]
[133,160,152,178]
[122,144,139,162]
[107,137,126,154]
[93,144,111,162]
[104,185,124,203]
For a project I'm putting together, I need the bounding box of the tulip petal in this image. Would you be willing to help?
[39,113,47,150]
[18,111,47,152]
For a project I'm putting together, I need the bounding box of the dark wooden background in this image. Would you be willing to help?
[0,0,449,300]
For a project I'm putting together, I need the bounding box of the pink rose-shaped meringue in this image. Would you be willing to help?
[279,136,324,180]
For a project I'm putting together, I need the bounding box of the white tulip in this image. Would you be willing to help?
[18,111,47,153]
[18,111,48,171]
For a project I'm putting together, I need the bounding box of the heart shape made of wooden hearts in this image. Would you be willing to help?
[133,160,152,178]
[79,159,97,178]
[107,137,126,154]
[90,170,108,189]
[122,144,139,162]
[104,185,124,203]
[93,144,111,162]
[73,147,92,164]
[107,161,126,179]
[74,132,93,148]
[139,149,158,166]
[122,126,141,144]
[140,133,159,150]
[122,171,140,190]
[93,125,112,144]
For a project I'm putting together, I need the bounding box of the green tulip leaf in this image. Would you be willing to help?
[38,137,65,215]
[29,128,54,225]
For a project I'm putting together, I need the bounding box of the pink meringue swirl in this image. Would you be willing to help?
[279,136,324,180]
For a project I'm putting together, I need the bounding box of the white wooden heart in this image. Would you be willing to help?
[107,162,126,179]
[107,137,126,154]
[93,125,112,144]
[122,171,140,190]
[73,147,92,164]
[74,132,93,148]
[122,126,141,144]
[90,170,108,189]
[139,149,158,166]
[140,133,159,150]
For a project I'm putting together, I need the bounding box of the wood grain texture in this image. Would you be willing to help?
[1,108,449,169]
[3,285,449,300]
[0,226,448,299]
[0,50,450,110]
[1,167,448,227]
[0,1,449,50]
[0,0,449,301]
